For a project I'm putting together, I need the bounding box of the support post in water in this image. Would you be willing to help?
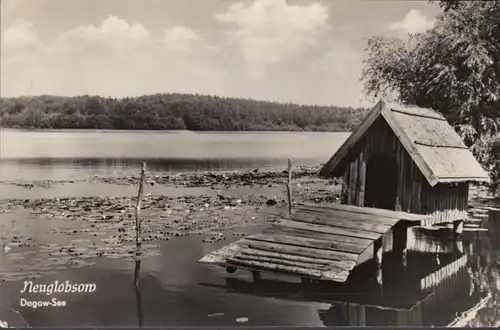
[286,159,293,216]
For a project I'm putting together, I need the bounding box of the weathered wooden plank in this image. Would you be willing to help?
[295,206,399,226]
[264,225,373,247]
[245,240,359,265]
[238,248,346,267]
[291,207,394,229]
[232,254,335,272]
[246,232,366,254]
[289,212,391,235]
[407,158,413,212]
[227,257,326,278]
[396,143,404,212]
[348,159,358,205]
[279,219,381,240]
[357,151,367,207]
[342,169,349,204]
[415,175,422,214]
[198,243,242,265]
[298,203,428,222]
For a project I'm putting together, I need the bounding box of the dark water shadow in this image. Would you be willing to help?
[198,225,495,327]
[134,260,144,327]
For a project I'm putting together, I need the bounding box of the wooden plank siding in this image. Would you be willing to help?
[340,118,469,226]
[420,182,469,226]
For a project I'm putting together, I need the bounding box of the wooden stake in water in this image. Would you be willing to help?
[134,162,146,290]
[286,159,293,216]
[135,162,146,247]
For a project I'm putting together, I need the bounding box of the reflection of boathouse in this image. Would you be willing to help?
[199,100,490,284]
[219,236,485,327]
[319,250,476,326]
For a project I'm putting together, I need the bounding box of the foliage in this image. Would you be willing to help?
[429,0,462,12]
[363,0,500,190]
[490,136,500,194]
[0,94,369,132]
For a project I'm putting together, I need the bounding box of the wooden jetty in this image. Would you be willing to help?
[200,99,491,283]
[199,203,429,282]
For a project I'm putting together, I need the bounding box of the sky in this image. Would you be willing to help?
[0,0,441,107]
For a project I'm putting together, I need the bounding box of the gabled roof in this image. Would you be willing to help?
[319,100,490,187]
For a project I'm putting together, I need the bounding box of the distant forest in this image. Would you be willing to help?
[0,94,369,131]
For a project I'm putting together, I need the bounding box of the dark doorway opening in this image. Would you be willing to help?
[364,152,398,210]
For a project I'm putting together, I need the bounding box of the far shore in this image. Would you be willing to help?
[0,127,352,134]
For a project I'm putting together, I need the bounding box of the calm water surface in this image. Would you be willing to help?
[0,129,499,327]
[0,129,349,181]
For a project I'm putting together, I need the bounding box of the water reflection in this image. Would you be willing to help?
[0,130,350,181]
[0,207,499,327]
[135,260,144,327]
[200,210,500,327]
[0,157,321,181]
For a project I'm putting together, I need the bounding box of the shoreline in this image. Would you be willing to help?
[0,164,333,189]
[0,127,352,133]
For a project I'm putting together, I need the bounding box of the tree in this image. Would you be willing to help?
[362,0,500,190]
[430,0,461,12]
[0,94,370,132]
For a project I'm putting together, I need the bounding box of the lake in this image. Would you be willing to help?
[0,129,349,182]
[0,129,499,327]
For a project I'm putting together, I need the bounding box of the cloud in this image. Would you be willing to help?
[390,9,435,35]
[0,8,366,107]
[308,43,362,75]
[162,26,200,51]
[1,15,225,97]
[53,15,151,52]
[1,19,44,63]
[215,0,329,70]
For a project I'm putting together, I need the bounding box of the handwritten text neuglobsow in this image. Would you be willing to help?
[20,280,97,295]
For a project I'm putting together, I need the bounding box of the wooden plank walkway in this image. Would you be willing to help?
[199,203,430,282]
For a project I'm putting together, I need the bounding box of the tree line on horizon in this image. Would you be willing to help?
[0,94,369,132]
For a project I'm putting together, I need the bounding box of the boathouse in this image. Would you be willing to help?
[198,100,490,284]
[319,99,490,226]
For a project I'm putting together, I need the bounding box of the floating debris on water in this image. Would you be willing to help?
[0,166,343,282]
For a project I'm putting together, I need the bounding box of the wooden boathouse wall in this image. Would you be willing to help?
[340,117,469,225]
[420,182,469,226]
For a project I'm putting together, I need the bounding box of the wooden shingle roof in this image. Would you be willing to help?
[319,100,490,186]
